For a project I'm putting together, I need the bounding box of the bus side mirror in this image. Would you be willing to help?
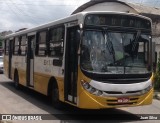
[152,42,157,72]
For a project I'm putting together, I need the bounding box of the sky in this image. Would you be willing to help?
[0,0,160,32]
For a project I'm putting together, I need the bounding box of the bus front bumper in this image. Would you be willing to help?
[78,88,153,109]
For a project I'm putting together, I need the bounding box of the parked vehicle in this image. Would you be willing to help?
[0,56,3,73]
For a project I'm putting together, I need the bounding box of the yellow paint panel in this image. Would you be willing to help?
[18,69,27,86]
[78,67,91,82]
[77,68,153,109]
[3,55,64,102]
[78,87,154,109]
[3,57,9,77]
[33,72,64,98]
[34,72,51,95]
[11,67,14,80]
[56,77,64,102]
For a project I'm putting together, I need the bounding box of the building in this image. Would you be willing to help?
[72,0,160,61]
[0,30,13,55]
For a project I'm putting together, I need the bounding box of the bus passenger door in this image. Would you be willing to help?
[26,35,35,87]
[64,26,79,104]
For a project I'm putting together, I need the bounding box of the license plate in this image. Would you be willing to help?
[117,98,129,103]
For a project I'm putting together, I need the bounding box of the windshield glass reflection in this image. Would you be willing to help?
[81,30,150,74]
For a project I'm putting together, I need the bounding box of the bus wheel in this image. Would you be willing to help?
[14,72,19,89]
[51,86,62,109]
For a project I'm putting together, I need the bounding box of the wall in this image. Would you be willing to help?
[82,2,138,13]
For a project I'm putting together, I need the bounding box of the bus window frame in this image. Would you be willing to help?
[5,39,9,55]
[48,25,65,58]
[13,37,20,56]
[35,29,48,57]
[19,35,27,56]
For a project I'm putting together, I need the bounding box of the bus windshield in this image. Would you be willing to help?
[81,29,151,74]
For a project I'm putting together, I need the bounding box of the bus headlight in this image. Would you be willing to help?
[141,84,153,94]
[97,90,103,96]
[90,88,96,93]
[81,80,103,96]
[81,80,90,89]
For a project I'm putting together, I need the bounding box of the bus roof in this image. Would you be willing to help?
[4,11,151,39]
[4,12,83,39]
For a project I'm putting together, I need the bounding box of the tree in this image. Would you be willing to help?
[154,58,160,90]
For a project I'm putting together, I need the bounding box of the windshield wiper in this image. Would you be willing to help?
[132,30,141,52]
[102,28,115,55]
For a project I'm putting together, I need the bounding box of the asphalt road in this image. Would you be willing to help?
[0,74,160,123]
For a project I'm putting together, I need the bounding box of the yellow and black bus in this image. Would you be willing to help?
[3,11,155,109]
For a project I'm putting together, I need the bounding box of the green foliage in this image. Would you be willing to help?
[154,58,160,90]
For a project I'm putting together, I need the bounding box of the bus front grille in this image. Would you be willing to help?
[104,90,141,94]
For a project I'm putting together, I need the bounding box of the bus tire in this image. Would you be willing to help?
[51,85,62,109]
[14,71,20,90]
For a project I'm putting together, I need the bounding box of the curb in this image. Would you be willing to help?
[153,92,160,100]
[154,94,160,100]
[0,121,12,123]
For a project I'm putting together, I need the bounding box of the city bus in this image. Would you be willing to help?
[3,11,155,109]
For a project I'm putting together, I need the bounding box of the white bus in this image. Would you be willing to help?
[3,11,155,109]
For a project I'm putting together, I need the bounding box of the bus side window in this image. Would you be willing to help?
[49,26,64,57]
[36,30,47,56]
[20,36,27,55]
[5,40,9,55]
[13,37,20,55]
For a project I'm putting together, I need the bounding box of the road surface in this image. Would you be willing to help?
[0,74,160,123]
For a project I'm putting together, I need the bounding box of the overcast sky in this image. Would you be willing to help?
[0,0,159,32]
